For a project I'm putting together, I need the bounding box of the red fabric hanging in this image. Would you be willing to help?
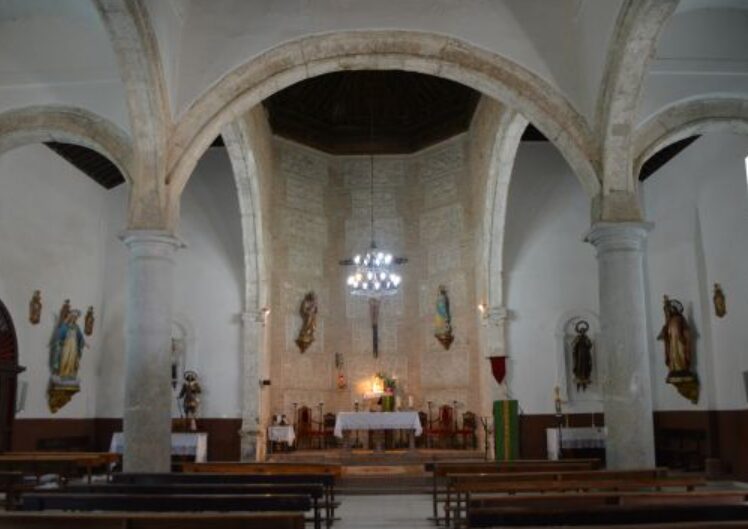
[489,356,507,385]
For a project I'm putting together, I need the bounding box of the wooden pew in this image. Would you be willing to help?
[468,502,748,527]
[0,472,23,511]
[181,462,342,524]
[428,459,601,523]
[448,474,706,528]
[39,483,326,529]
[0,453,118,483]
[113,472,338,528]
[0,511,305,529]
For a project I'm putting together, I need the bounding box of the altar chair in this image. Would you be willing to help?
[322,412,338,448]
[456,411,478,449]
[425,404,455,449]
[296,406,324,449]
[416,411,429,448]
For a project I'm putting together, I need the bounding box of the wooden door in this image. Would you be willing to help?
[0,299,22,452]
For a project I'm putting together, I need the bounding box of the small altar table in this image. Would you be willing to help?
[109,432,208,462]
[267,425,296,453]
[334,411,422,450]
[546,427,606,460]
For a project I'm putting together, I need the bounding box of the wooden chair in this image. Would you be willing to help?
[296,406,323,449]
[425,404,455,448]
[322,413,337,449]
[456,411,477,449]
[416,412,428,448]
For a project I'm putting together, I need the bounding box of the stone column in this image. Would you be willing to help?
[121,230,182,472]
[585,222,655,469]
[239,310,267,461]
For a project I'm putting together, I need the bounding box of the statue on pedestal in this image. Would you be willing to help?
[434,285,454,349]
[179,371,202,431]
[295,291,318,353]
[657,296,699,403]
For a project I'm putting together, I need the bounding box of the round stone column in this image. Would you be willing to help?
[121,230,182,472]
[585,222,655,469]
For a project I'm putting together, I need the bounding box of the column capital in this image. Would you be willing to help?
[584,222,653,254]
[242,309,269,325]
[119,229,185,250]
[482,305,509,327]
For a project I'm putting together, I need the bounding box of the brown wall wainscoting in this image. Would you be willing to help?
[11,418,243,461]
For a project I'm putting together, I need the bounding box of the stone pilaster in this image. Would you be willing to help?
[121,230,182,472]
[585,222,655,469]
[239,309,268,461]
[479,305,509,460]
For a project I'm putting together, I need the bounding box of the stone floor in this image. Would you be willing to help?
[336,494,432,529]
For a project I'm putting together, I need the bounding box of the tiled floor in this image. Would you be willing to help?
[336,494,433,529]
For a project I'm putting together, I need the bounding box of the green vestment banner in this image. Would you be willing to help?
[493,399,519,460]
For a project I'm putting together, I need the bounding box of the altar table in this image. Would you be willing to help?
[109,432,208,462]
[546,426,606,460]
[267,425,296,446]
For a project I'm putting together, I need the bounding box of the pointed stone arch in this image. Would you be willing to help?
[168,30,601,209]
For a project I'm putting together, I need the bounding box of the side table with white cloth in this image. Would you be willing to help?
[110,432,208,462]
[546,426,606,460]
[267,425,296,453]
[334,411,422,450]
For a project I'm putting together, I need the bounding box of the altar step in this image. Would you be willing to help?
[267,448,485,466]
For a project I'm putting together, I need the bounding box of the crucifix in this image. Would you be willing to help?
[369,298,380,358]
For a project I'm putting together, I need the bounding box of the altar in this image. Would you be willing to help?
[546,426,606,461]
[110,432,208,462]
[334,411,422,450]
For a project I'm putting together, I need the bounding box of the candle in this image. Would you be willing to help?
[408,395,414,408]
[395,396,402,409]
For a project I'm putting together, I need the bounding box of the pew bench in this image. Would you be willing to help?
[0,511,305,529]
[38,482,326,529]
[0,453,118,483]
[447,475,706,527]
[113,472,338,527]
[0,472,23,511]
[428,459,601,523]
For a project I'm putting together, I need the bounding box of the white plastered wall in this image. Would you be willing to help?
[0,144,110,418]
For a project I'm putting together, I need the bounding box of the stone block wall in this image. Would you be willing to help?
[267,136,481,419]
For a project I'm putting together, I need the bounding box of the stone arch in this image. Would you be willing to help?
[634,95,748,175]
[168,30,601,207]
[0,105,134,183]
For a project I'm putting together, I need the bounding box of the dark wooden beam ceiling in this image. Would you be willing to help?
[45,142,125,189]
[638,136,699,181]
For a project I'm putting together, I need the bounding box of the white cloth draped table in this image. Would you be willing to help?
[546,427,606,460]
[268,425,296,445]
[110,432,208,462]
[334,411,423,438]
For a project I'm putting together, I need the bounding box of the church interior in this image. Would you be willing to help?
[0,1,747,527]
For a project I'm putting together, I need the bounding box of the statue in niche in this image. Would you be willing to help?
[48,309,86,413]
[571,320,593,391]
[657,296,699,403]
[29,290,42,325]
[84,306,95,336]
[713,283,726,318]
[178,371,202,431]
[295,291,318,353]
[434,285,454,349]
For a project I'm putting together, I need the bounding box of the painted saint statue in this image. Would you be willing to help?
[434,285,454,349]
[571,320,593,391]
[657,296,699,403]
[295,291,318,353]
[48,309,86,412]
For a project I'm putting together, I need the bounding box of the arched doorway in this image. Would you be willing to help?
[0,299,23,452]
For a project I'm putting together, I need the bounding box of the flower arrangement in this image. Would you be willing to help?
[376,372,396,395]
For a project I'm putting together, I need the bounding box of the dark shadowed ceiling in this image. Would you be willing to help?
[263,70,481,155]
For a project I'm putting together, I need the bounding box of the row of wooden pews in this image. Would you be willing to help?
[428,458,748,528]
[0,458,342,529]
[0,452,119,484]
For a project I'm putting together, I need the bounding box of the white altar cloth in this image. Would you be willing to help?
[109,432,208,462]
[546,427,606,460]
[334,411,422,438]
[268,425,296,445]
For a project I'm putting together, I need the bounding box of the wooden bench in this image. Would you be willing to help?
[113,472,338,527]
[447,474,706,527]
[0,453,118,483]
[0,511,305,528]
[428,459,601,523]
[468,503,748,527]
[39,483,326,529]
[181,462,342,524]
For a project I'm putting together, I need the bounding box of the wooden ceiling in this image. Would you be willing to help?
[263,70,481,155]
[45,142,125,189]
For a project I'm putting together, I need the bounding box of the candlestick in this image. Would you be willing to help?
[407,395,414,409]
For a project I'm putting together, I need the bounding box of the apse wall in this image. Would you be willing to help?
[96,147,244,419]
[643,132,748,412]
[0,144,109,419]
[503,141,600,416]
[267,136,481,419]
